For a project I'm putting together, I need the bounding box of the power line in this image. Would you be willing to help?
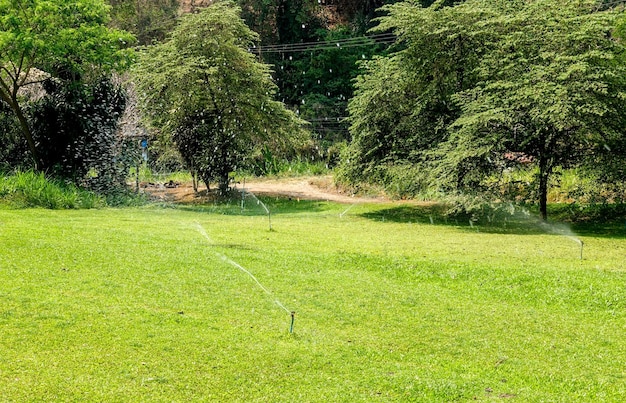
[307,117,348,122]
[249,33,396,54]
[251,33,395,51]
[248,0,626,55]
[597,0,626,9]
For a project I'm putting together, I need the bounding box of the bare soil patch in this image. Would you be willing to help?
[141,175,390,204]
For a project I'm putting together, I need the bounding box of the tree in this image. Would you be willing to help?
[444,0,626,220]
[0,98,27,170]
[133,1,307,194]
[338,0,493,189]
[29,77,130,191]
[107,0,180,45]
[0,0,134,169]
[341,0,626,220]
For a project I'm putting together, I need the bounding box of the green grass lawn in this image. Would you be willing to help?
[0,200,625,401]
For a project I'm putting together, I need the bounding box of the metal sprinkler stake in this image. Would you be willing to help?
[580,240,584,260]
[289,311,296,333]
[241,178,246,211]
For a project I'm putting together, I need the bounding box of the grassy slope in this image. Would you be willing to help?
[0,201,625,401]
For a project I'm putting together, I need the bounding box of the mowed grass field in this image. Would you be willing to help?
[0,199,625,401]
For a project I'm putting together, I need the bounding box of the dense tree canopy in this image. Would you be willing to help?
[341,0,626,219]
[109,0,409,166]
[29,77,131,190]
[133,1,306,193]
[0,0,134,169]
[108,0,179,45]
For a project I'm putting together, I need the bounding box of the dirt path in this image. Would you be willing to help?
[142,175,389,204]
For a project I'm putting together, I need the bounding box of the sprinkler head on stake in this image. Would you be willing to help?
[580,241,584,260]
[289,311,296,333]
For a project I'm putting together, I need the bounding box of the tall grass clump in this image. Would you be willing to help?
[0,170,104,209]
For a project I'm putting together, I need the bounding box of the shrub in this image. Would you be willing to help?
[0,171,104,209]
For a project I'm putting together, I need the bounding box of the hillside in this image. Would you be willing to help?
[179,0,213,13]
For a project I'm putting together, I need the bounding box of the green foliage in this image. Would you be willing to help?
[336,144,432,198]
[341,0,626,220]
[0,102,28,170]
[28,77,132,192]
[108,0,179,45]
[269,27,395,165]
[445,0,626,219]
[0,170,104,209]
[339,0,492,186]
[247,153,330,177]
[0,0,135,168]
[130,164,193,184]
[549,202,626,227]
[0,0,134,77]
[133,1,307,194]
[249,0,400,164]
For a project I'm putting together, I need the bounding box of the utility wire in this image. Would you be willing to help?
[307,117,348,122]
[248,0,626,55]
[249,33,396,54]
[597,0,626,9]
[251,33,395,50]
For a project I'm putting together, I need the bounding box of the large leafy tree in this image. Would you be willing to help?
[133,1,306,194]
[339,0,493,187]
[0,0,134,169]
[342,0,626,220]
[443,0,626,220]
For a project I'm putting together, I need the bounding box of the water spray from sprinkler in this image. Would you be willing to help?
[521,209,585,260]
[241,188,272,231]
[579,240,584,260]
[564,236,584,260]
[339,204,355,218]
[195,223,294,332]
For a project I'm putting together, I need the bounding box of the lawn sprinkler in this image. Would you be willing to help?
[565,235,584,260]
[195,223,294,332]
[579,240,584,260]
[290,311,296,334]
[339,204,355,218]
[241,188,272,231]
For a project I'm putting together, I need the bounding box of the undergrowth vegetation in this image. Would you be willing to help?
[0,171,147,209]
[0,171,104,209]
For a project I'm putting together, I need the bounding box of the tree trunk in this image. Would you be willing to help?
[191,170,198,192]
[218,172,229,196]
[10,97,41,170]
[200,172,211,193]
[539,169,549,222]
[538,153,551,222]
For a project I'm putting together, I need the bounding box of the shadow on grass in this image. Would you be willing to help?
[550,203,626,238]
[360,204,626,238]
[174,195,334,216]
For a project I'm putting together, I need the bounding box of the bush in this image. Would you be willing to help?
[29,77,133,193]
[0,171,105,209]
